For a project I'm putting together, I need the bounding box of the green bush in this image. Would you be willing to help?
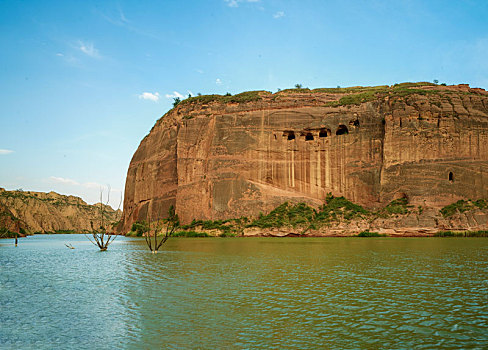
[131,221,148,236]
[435,230,488,237]
[356,230,386,237]
[440,199,488,217]
[219,232,236,237]
[54,229,76,234]
[384,198,410,214]
[246,195,369,229]
[474,199,488,210]
[180,90,268,106]
[440,200,471,217]
[247,202,316,229]
[434,231,463,237]
[173,231,210,237]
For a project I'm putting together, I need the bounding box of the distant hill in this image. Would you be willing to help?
[0,188,121,236]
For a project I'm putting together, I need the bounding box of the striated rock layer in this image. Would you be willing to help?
[0,188,121,234]
[122,83,488,232]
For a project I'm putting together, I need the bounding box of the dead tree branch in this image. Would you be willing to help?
[143,204,179,253]
[85,186,122,251]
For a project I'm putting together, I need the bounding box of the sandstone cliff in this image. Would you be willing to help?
[0,188,121,234]
[122,83,488,234]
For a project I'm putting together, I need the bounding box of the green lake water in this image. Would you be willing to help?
[1,234,487,349]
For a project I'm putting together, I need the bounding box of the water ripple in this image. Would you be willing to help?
[1,236,487,349]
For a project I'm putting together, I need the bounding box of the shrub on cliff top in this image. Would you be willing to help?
[324,86,389,107]
[179,90,268,106]
[392,82,436,88]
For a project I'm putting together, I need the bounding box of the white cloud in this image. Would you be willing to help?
[118,7,129,23]
[195,69,204,74]
[165,91,184,99]
[224,0,259,7]
[226,0,238,7]
[50,176,79,186]
[216,78,223,85]
[78,41,100,58]
[50,177,113,191]
[273,11,285,19]
[0,149,13,155]
[56,53,64,57]
[83,182,102,189]
[139,92,160,102]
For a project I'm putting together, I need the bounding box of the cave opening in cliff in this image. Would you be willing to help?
[319,129,329,138]
[336,125,349,135]
[284,131,295,140]
[449,172,454,182]
[305,133,314,141]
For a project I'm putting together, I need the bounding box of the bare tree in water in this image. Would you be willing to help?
[144,205,179,253]
[85,187,122,251]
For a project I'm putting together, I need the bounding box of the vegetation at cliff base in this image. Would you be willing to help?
[249,202,315,229]
[356,230,386,237]
[126,195,488,238]
[173,230,210,237]
[170,194,371,237]
[434,230,488,237]
[440,199,487,217]
[375,198,412,217]
[127,221,149,237]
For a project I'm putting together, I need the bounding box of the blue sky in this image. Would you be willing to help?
[1,0,487,207]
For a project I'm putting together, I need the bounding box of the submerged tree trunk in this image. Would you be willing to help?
[143,205,179,253]
[85,187,122,251]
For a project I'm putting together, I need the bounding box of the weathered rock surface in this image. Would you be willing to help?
[0,188,121,234]
[122,83,488,234]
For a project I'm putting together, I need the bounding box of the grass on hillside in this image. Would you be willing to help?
[159,81,482,115]
[180,90,269,106]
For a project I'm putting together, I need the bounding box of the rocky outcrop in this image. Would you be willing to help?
[0,188,121,234]
[122,83,488,233]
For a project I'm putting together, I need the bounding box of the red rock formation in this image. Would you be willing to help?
[122,83,488,231]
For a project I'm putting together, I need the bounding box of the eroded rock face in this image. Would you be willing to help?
[0,188,121,234]
[122,84,488,230]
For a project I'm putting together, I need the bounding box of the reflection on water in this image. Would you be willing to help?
[1,235,487,349]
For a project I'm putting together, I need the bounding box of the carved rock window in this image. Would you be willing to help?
[319,128,330,138]
[336,125,349,136]
[283,131,295,140]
